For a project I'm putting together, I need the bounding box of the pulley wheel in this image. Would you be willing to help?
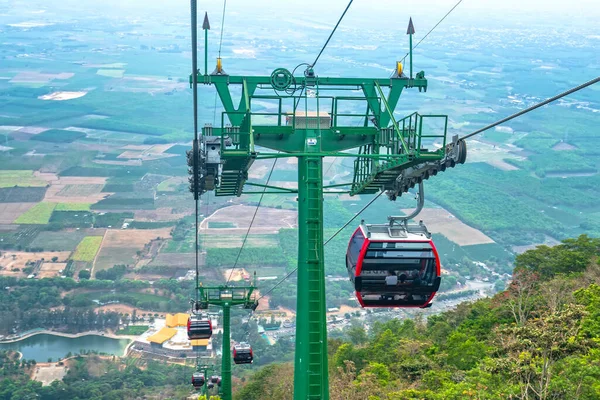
[270,68,293,91]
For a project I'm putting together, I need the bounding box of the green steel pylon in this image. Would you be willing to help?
[194,284,257,400]
[187,17,467,400]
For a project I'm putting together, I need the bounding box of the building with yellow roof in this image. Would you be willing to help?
[165,313,189,328]
[190,339,209,347]
[147,327,177,345]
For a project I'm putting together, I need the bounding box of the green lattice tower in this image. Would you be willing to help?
[195,285,257,400]
[190,19,464,400]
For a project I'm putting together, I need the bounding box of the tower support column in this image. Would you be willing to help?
[294,155,329,400]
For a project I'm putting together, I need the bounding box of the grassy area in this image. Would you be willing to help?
[32,129,86,143]
[116,325,149,335]
[72,236,104,262]
[156,177,182,192]
[56,203,92,211]
[14,202,57,224]
[97,69,125,78]
[207,221,236,228]
[0,170,46,188]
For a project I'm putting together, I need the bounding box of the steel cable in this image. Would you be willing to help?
[256,191,384,300]
[460,76,600,140]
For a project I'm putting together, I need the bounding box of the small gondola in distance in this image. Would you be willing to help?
[192,372,205,390]
[233,342,253,364]
[346,223,441,308]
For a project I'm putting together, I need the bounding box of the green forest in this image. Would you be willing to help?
[235,235,600,400]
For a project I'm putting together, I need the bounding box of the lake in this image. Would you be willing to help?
[0,334,131,362]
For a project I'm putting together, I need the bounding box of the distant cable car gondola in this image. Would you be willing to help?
[191,372,205,390]
[187,314,212,340]
[210,375,220,384]
[346,221,441,308]
[207,382,215,389]
[233,342,253,364]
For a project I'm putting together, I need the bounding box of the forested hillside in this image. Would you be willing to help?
[235,235,600,400]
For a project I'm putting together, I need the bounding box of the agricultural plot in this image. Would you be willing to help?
[31,129,86,143]
[72,236,104,262]
[0,187,47,203]
[0,203,36,224]
[37,262,68,278]
[91,196,155,210]
[14,202,57,224]
[38,174,110,204]
[55,203,92,211]
[94,228,172,272]
[57,184,104,197]
[97,69,125,78]
[0,170,47,188]
[402,207,495,246]
[134,207,187,222]
[148,253,198,268]
[0,251,71,273]
[156,176,185,192]
[201,234,279,249]
[0,226,41,250]
[30,230,91,251]
[199,205,297,234]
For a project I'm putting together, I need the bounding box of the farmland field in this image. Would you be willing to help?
[72,236,104,262]
[0,170,47,188]
[55,203,92,211]
[30,230,92,251]
[0,203,36,224]
[57,185,104,197]
[14,202,57,224]
[31,129,86,143]
[0,187,47,203]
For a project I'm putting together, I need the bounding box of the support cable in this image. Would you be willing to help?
[213,0,228,125]
[256,191,383,300]
[311,0,354,69]
[190,0,201,306]
[399,0,464,64]
[460,76,600,140]
[225,157,279,285]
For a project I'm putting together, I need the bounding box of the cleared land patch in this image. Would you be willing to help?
[94,228,172,272]
[33,364,68,386]
[14,202,57,224]
[202,234,278,249]
[0,251,71,273]
[72,236,104,262]
[156,177,185,192]
[0,170,47,188]
[552,141,577,151]
[200,205,297,235]
[38,262,68,278]
[0,203,37,224]
[38,91,87,101]
[134,208,186,222]
[467,140,526,171]
[97,69,125,78]
[402,207,495,246]
[37,173,110,204]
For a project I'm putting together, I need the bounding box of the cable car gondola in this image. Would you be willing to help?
[233,342,253,364]
[210,375,221,385]
[187,314,212,340]
[191,372,205,390]
[346,221,441,308]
